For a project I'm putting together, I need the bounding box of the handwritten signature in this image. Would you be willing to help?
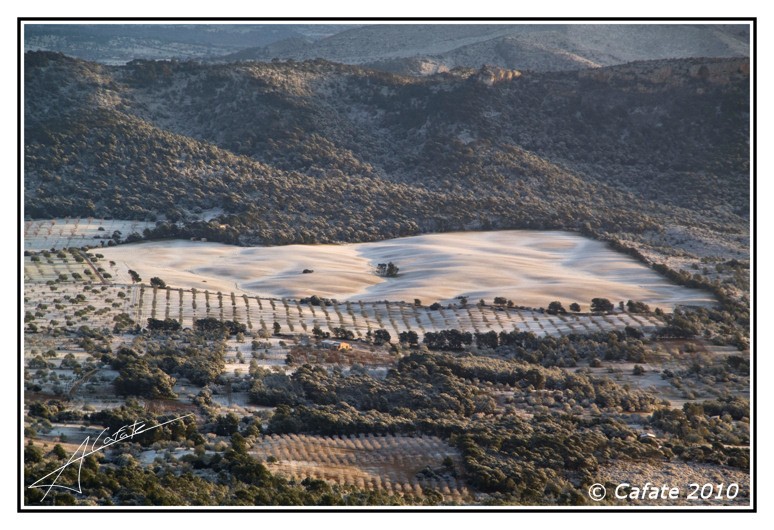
[28,413,194,501]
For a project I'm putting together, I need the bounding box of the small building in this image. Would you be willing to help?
[320,339,352,351]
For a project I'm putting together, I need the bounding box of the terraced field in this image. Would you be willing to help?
[251,433,470,502]
[24,223,678,342]
[24,273,664,342]
[24,218,154,251]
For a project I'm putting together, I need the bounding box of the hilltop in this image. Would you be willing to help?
[222,24,749,74]
[26,24,748,72]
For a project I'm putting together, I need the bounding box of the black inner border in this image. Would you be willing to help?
[17,16,757,514]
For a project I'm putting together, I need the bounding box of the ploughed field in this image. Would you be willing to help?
[98,230,714,310]
[24,262,666,344]
[251,433,470,502]
[24,225,716,343]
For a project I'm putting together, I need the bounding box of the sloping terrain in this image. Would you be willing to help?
[24,52,749,247]
[23,24,353,64]
[26,23,749,73]
[23,51,750,327]
[98,231,716,308]
[224,24,749,73]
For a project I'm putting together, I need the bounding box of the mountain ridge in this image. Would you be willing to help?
[219,24,749,75]
[24,52,748,249]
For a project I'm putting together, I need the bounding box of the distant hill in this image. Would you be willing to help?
[24,52,749,251]
[24,23,749,73]
[23,24,355,64]
[221,24,749,74]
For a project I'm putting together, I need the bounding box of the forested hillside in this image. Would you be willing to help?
[25,52,749,247]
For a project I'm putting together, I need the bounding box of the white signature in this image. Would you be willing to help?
[28,413,195,501]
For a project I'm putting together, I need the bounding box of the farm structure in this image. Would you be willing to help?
[320,340,352,351]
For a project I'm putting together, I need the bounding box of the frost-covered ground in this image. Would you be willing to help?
[99,230,716,310]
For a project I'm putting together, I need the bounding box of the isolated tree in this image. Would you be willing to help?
[128,269,142,283]
[273,322,282,335]
[591,298,614,313]
[373,329,391,345]
[376,262,399,277]
[547,301,566,315]
[333,327,354,340]
[399,330,419,346]
[626,300,651,313]
[569,302,581,312]
[493,297,507,307]
[150,277,166,288]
